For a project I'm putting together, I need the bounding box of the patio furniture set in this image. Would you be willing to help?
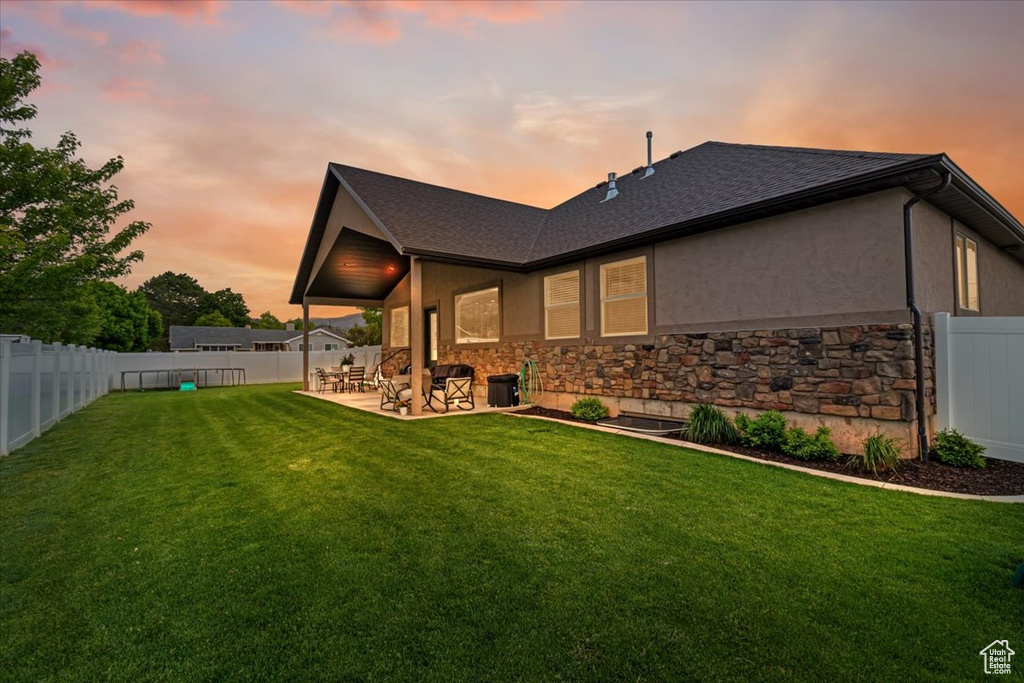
[381,364,476,414]
[314,366,368,394]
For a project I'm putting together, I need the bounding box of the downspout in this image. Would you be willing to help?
[903,171,951,461]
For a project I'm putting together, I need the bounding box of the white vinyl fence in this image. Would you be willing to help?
[113,346,382,390]
[1,341,382,455]
[0,339,117,456]
[934,313,1024,462]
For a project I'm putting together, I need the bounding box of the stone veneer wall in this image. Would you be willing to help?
[413,323,934,423]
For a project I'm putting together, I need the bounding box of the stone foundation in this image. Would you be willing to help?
[381,322,934,452]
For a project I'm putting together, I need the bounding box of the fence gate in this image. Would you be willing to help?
[934,313,1024,462]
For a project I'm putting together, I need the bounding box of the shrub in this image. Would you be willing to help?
[733,412,751,435]
[687,403,737,445]
[851,433,903,474]
[569,397,609,421]
[931,429,986,468]
[782,426,841,461]
[739,410,787,451]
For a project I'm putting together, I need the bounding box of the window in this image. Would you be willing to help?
[955,234,979,311]
[390,306,409,347]
[298,343,305,351]
[324,343,340,351]
[545,271,580,339]
[600,256,648,336]
[455,287,499,344]
[197,344,237,352]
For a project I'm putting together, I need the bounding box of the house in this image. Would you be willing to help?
[169,325,350,352]
[289,137,1024,451]
[979,640,1014,675]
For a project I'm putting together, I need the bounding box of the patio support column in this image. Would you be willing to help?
[410,256,424,416]
[302,301,310,391]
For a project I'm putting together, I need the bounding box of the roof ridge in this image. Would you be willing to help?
[703,140,932,161]
[331,162,547,213]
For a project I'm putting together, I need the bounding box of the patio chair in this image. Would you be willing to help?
[315,368,340,394]
[379,378,407,411]
[426,376,475,413]
[346,366,366,393]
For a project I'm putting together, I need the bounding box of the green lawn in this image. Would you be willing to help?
[2,384,1022,681]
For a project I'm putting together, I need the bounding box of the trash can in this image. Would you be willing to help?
[487,374,520,407]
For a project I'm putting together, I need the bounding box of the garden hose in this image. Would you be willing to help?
[519,359,543,405]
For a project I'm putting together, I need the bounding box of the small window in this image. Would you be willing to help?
[600,256,648,336]
[455,287,499,344]
[955,234,979,310]
[545,271,580,340]
[298,343,305,351]
[390,306,409,347]
[324,343,340,351]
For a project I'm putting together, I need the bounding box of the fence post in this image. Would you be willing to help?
[934,312,952,431]
[52,343,62,423]
[31,340,42,438]
[0,339,10,456]
[89,348,97,403]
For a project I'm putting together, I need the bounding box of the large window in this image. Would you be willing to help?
[955,234,979,311]
[545,271,580,340]
[455,287,499,344]
[600,256,648,336]
[390,306,409,347]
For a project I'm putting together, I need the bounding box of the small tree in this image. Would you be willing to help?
[345,307,382,346]
[0,52,150,343]
[90,281,162,351]
[252,311,284,329]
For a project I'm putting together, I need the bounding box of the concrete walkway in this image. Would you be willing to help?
[508,413,1024,504]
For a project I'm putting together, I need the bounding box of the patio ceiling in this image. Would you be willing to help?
[304,228,409,303]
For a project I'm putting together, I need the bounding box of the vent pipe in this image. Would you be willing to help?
[643,131,654,178]
[601,172,619,202]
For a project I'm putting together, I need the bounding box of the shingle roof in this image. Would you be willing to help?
[169,326,345,350]
[328,142,933,267]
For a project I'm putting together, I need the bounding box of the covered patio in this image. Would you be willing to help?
[290,167,452,417]
[294,387,523,420]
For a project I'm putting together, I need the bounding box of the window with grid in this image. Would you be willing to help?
[390,306,409,347]
[545,271,580,340]
[955,234,979,310]
[600,256,648,337]
[455,287,499,344]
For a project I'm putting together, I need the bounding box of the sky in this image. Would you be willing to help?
[2,0,1022,320]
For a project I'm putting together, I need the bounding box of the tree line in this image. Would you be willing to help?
[1,51,381,353]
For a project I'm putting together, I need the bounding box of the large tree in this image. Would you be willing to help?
[89,281,162,352]
[138,271,206,330]
[0,52,150,343]
[251,311,284,330]
[194,310,232,327]
[199,288,249,327]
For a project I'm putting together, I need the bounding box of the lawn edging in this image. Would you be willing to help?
[507,413,1024,504]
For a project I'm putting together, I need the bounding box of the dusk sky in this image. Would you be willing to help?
[2,0,1022,320]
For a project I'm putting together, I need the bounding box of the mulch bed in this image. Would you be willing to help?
[516,406,1024,496]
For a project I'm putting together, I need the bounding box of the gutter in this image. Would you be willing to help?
[903,171,951,461]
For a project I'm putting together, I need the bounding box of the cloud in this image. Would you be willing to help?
[0,27,73,67]
[115,39,164,64]
[103,77,152,101]
[278,0,552,43]
[85,0,227,23]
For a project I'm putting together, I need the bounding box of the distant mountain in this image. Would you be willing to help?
[311,313,364,332]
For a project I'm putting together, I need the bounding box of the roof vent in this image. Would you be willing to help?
[669,150,682,160]
[601,172,619,202]
[643,131,654,178]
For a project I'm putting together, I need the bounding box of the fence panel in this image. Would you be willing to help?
[934,313,1024,462]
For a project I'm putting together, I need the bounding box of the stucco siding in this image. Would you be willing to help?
[960,220,1024,316]
[911,198,957,315]
[654,190,908,331]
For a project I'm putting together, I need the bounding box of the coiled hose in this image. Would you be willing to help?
[519,359,543,405]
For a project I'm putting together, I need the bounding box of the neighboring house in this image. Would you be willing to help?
[290,139,1024,448]
[169,325,350,352]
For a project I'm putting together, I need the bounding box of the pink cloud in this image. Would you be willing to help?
[103,77,152,101]
[278,0,551,43]
[33,3,110,46]
[85,0,226,23]
[0,27,73,67]
[115,39,164,64]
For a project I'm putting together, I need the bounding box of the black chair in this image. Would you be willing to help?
[315,368,340,394]
[346,366,365,392]
[427,376,475,412]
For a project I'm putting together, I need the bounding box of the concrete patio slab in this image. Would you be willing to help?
[294,388,526,420]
